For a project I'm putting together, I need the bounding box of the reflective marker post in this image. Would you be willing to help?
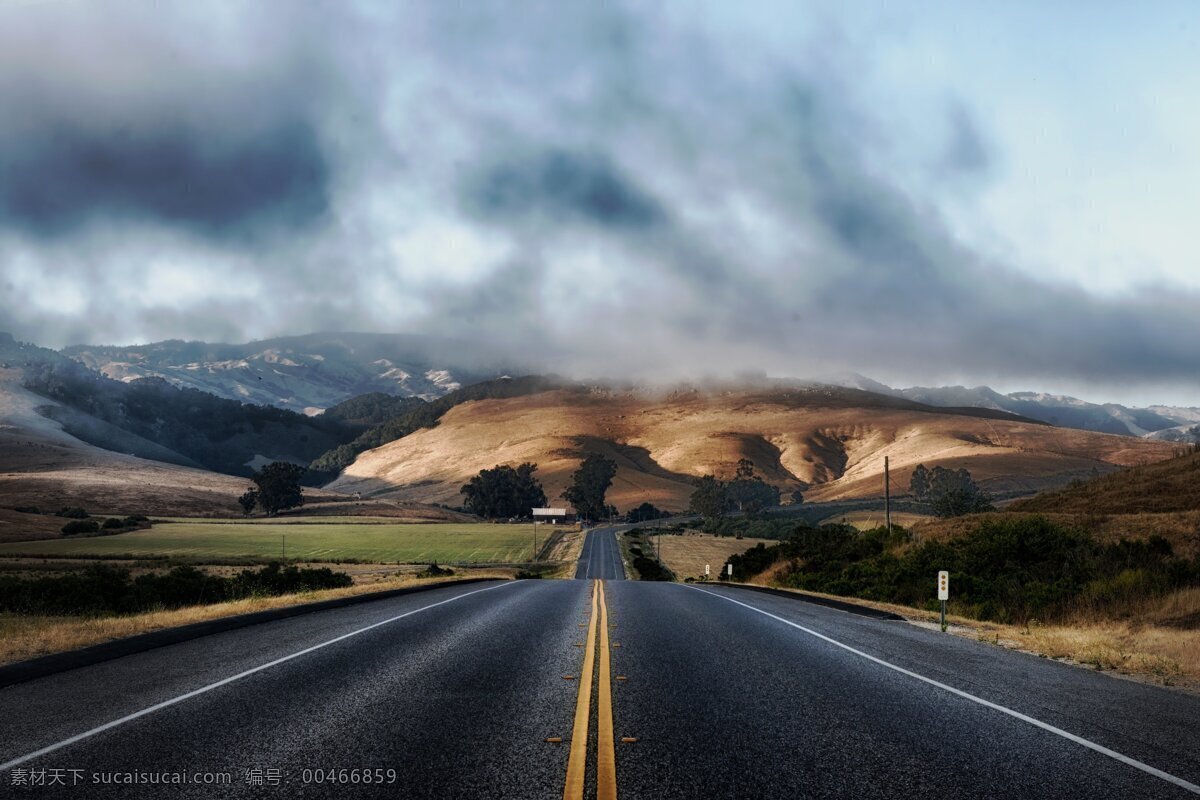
[937,570,949,632]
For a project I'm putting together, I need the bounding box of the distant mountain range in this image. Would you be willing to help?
[1,330,1189,512]
[819,372,1200,443]
[11,331,1200,442]
[63,332,520,414]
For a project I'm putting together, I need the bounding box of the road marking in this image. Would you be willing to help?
[563,580,599,800]
[685,585,1200,796]
[583,532,596,580]
[597,580,617,800]
[0,581,516,772]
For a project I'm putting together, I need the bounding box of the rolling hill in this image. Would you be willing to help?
[1009,449,1200,515]
[0,363,251,515]
[328,385,1179,511]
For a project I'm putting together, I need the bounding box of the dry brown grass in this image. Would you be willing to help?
[1011,450,1200,514]
[650,533,776,580]
[0,569,514,666]
[815,510,934,530]
[330,387,1175,511]
[543,528,585,567]
[755,585,1200,691]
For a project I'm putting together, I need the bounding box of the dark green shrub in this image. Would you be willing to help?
[734,516,1199,624]
[632,555,671,581]
[0,562,353,616]
[61,519,99,535]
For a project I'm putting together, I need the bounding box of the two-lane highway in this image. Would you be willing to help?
[2,532,1199,798]
[574,527,626,580]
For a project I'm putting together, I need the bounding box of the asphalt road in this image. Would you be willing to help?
[574,527,626,580]
[2,541,1198,798]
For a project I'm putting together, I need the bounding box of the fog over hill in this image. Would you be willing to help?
[64,332,522,413]
[819,373,1200,443]
[48,332,1200,441]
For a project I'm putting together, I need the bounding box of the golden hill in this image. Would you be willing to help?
[328,386,1178,511]
[1009,449,1200,515]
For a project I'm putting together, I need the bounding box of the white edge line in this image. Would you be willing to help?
[684,584,1200,796]
[0,581,516,772]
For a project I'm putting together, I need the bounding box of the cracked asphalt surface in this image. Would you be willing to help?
[1,528,1197,798]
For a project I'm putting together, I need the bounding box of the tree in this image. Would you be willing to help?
[689,475,730,525]
[910,463,994,518]
[460,463,547,519]
[562,454,618,521]
[627,502,666,523]
[909,464,931,501]
[250,462,306,516]
[789,489,804,506]
[237,488,260,516]
[726,460,781,517]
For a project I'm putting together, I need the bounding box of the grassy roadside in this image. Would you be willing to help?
[746,581,1200,692]
[0,569,516,667]
[538,529,585,579]
[0,522,553,563]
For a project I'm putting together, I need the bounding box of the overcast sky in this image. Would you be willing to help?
[1,1,1198,405]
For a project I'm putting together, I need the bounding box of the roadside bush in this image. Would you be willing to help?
[739,516,1199,624]
[726,542,783,581]
[0,562,353,616]
[60,519,99,535]
[101,518,126,530]
[416,563,455,579]
[57,507,89,519]
[631,554,671,581]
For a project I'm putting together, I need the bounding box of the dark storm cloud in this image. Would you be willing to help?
[0,119,330,239]
[0,0,1197,403]
[464,149,666,230]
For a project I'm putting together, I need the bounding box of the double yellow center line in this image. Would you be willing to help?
[563,579,617,800]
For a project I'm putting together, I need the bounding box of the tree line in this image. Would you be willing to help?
[459,453,619,521]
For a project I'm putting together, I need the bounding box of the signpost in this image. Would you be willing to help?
[727,563,733,580]
[704,564,710,578]
[937,570,949,632]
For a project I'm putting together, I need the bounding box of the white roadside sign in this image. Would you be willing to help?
[937,570,949,601]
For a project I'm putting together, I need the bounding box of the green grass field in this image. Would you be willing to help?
[0,522,540,563]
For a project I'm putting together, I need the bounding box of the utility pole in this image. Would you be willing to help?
[884,456,891,532]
